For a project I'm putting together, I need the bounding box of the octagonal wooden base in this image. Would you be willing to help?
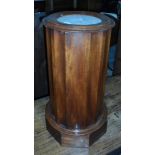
[45,102,107,148]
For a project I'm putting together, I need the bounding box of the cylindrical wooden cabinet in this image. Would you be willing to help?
[43,11,115,147]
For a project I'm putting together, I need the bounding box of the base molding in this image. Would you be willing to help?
[45,102,107,148]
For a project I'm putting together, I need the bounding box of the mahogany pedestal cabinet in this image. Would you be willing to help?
[43,11,115,148]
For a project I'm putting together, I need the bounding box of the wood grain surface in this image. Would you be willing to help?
[46,28,111,129]
[34,76,121,155]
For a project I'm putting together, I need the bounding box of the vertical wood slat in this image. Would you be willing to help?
[45,28,56,117]
[96,30,112,117]
[96,31,108,117]
[52,30,66,124]
[102,30,112,98]
[87,31,106,123]
[65,32,91,129]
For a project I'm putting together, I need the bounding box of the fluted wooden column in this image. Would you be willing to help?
[43,11,115,147]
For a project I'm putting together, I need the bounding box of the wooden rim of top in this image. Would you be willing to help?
[43,11,115,31]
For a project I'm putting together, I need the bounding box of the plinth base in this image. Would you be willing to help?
[45,102,107,148]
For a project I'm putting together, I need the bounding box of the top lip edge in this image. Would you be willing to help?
[42,11,115,30]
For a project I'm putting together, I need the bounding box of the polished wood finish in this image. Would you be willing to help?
[43,11,115,147]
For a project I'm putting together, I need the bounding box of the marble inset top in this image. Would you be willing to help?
[57,14,102,25]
